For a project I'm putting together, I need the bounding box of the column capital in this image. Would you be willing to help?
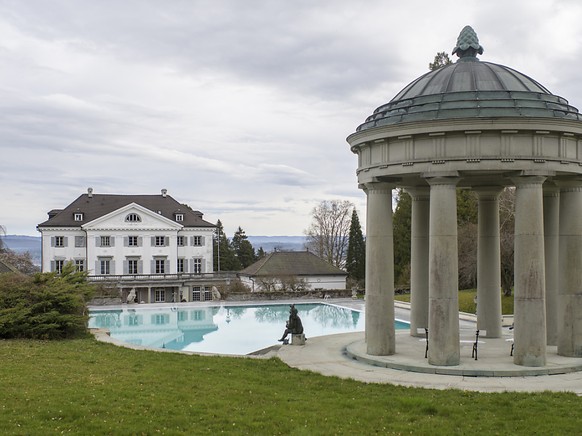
[510,175,547,187]
[554,178,582,193]
[361,181,394,194]
[543,181,561,197]
[424,176,460,187]
[473,186,504,201]
[404,186,430,200]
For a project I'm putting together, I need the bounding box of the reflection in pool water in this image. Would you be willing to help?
[89,303,408,355]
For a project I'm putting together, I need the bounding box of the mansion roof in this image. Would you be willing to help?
[37,191,215,229]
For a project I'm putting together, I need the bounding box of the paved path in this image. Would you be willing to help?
[277,299,582,394]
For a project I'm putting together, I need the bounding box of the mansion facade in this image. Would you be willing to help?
[37,189,222,303]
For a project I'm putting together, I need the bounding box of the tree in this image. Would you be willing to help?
[213,220,239,271]
[0,262,95,339]
[0,225,7,253]
[232,226,256,269]
[346,209,365,286]
[256,247,267,260]
[392,189,412,287]
[429,51,453,71]
[304,200,353,268]
[499,188,515,296]
[0,250,39,275]
[0,226,39,274]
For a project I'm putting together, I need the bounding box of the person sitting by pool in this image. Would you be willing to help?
[278,304,304,342]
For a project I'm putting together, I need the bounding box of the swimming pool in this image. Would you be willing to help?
[89,303,409,355]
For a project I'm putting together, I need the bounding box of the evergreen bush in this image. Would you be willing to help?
[0,262,95,339]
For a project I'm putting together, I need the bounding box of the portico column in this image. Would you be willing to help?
[557,180,582,357]
[475,187,503,338]
[512,176,547,367]
[543,185,560,346]
[405,187,430,337]
[427,176,460,366]
[364,182,395,355]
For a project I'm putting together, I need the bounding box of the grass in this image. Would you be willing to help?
[0,338,580,434]
[396,290,514,315]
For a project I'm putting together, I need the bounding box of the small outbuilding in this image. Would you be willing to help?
[239,251,347,292]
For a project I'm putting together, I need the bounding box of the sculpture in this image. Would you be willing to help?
[126,288,136,304]
[211,286,221,300]
[278,304,304,342]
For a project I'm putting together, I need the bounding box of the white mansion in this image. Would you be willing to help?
[37,188,222,303]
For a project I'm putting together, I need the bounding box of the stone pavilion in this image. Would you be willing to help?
[347,26,582,367]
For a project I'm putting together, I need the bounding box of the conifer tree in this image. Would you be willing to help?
[232,226,256,269]
[256,247,267,260]
[392,189,412,287]
[346,209,365,285]
[213,220,239,271]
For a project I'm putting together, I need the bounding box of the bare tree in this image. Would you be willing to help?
[0,225,6,252]
[304,200,354,268]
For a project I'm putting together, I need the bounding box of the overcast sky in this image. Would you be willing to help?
[1,0,581,237]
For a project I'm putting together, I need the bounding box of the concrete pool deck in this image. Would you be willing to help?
[276,299,582,394]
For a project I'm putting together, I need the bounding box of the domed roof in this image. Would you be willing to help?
[357,27,581,132]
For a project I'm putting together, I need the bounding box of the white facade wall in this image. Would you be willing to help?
[39,205,214,276]
[240,275,346,292]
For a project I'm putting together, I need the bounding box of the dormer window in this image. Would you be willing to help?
[74,213,84,221]
[125,213,141,223]
[175,214,184,222]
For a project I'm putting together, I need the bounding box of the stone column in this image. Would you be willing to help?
[557,180,582,357]
[475,187,503,338]
[405,187,430,337]
[512,176,547,367]
[364,182,395,355]
[543,185,560,346]
[427,176,460,366]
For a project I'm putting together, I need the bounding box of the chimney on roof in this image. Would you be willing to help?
[161,189,167,197]
[87,187,93,198]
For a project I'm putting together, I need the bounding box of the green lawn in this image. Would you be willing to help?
[0,338,579,434]
[396,290,514,315]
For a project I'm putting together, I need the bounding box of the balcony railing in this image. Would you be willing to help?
[87,272,238,282]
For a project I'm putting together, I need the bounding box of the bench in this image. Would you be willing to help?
[423,329,481,360]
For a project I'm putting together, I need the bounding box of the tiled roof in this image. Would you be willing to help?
[37,193,215,229]
[240,251,347,277]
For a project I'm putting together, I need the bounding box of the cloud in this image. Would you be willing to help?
[1,0,582,237]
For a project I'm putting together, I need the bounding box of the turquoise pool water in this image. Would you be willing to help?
[89,303,409,355]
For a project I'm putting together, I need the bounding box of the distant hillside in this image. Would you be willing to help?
[247,236,306,253]
[2,235,42,265]
[2,235,306,266]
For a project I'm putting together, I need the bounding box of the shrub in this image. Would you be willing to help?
[0,262,95,339]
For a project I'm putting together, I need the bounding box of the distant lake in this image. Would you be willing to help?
[2,235,308,267]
